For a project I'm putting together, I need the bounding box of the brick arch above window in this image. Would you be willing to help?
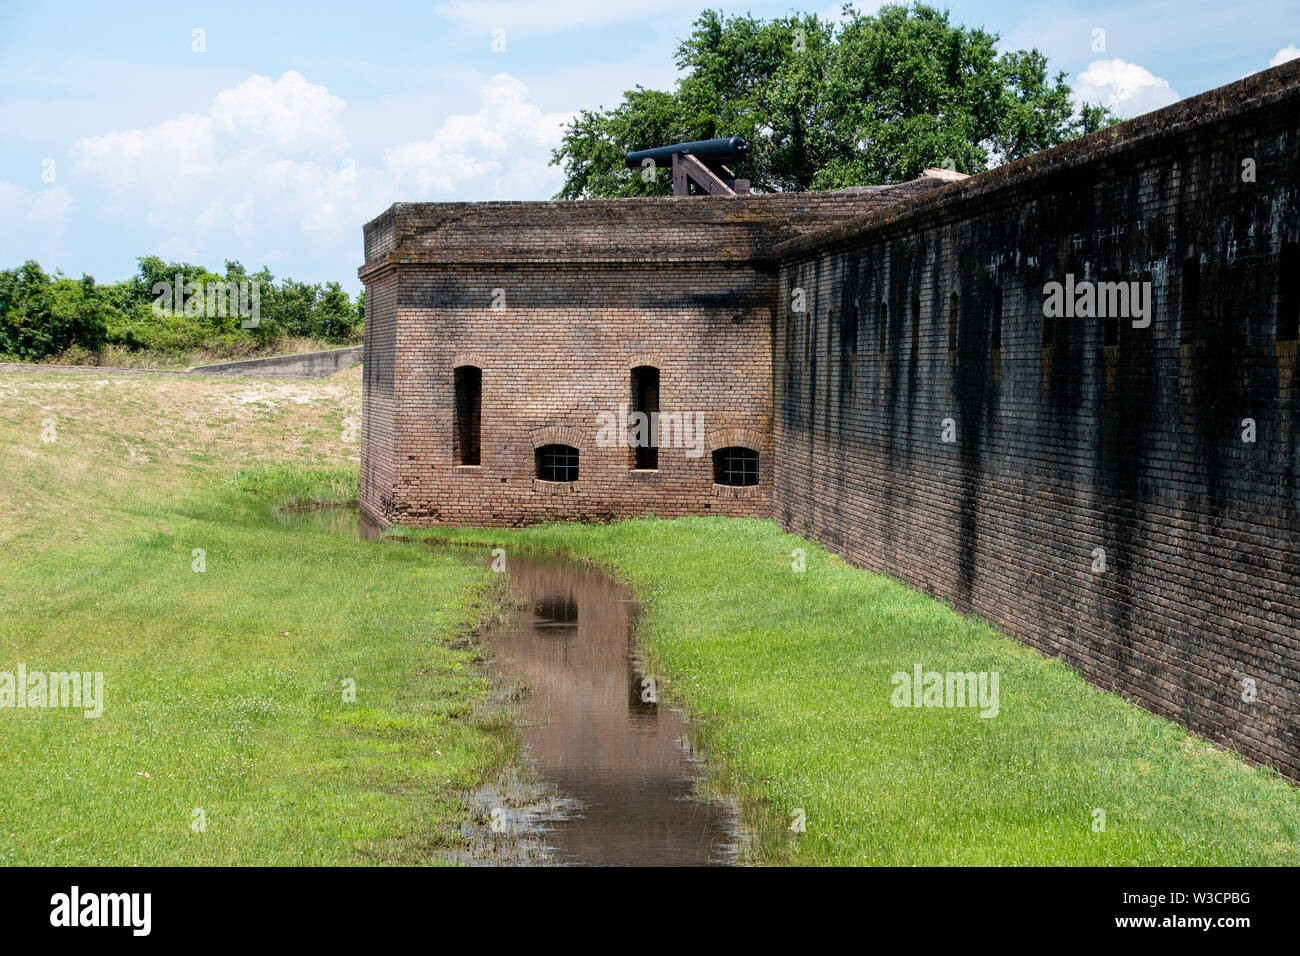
[451,352,489,371]
[627,352,666,371]
[705,426,766,454]
[529,424,586,451]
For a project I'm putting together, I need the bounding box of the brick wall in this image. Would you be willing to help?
[358,183,941,526]
[772,61,1300,777]
[359,60,1300,778]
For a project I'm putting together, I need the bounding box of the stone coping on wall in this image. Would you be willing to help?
[775,58,1300,262]
[357,179,945,280]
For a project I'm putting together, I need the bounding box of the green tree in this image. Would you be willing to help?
[551,3,1116,197]
[316,282,358,341]
[0,262,114,359]
[2,255,363,361]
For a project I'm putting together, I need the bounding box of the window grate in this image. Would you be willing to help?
[536,444,579,482]
[713,446,759,487]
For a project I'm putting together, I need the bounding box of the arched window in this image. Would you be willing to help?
[630,366,659,470]
[536,444,579,482]
[713,446,759,487]
[453,365,481,466]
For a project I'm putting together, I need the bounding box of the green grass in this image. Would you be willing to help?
[4,364,1297,866]
[231,462,359,507]
[408,518,1300,866]
[0,369,509,865]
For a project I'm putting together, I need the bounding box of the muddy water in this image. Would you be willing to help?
[279,507,739,866]
[490,553,739,866]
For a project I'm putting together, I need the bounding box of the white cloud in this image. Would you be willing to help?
[0,182,73,265]
[1074,59,1180,117]
[67,71,347,204]
[69,112,215,195]
[0,181,73,225]
[156,235,202,261]
[384,73,573,196]
[1269,45,1300,67]
[59,70,570,264]
[210,71,348,154]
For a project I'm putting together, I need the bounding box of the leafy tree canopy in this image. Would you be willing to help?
[551,3,1115,197]
[0,256,364,362]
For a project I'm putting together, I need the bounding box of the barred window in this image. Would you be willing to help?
[713,446,759,487]
[536,444,579,482]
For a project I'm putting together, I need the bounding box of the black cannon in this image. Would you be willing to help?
[624,137,749,169]
[623,137,751,196]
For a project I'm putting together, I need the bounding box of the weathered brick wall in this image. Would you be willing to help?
[358,184,941,526]
[773,62,1300,777]
[359,259,398,522]
[359,61,1300,778]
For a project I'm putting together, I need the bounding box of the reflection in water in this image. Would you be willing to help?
[493,555,739,866]
[275,506,738,866]
[275,506,381,540]
[532,595,578,636]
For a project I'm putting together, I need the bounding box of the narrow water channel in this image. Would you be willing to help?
[280,506,740,866]
[486,551,739,866]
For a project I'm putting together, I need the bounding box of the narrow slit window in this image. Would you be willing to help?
[878,301,888,355]
[1279,243,1300,342]
[947,292,959,354]
[1103,313,1119,346]
[713,446,759,487]
[1101,271,1121,346]
[536,444,578,483]
[630,366,659,470]
[453,365,481,466]
[911,296,921,356]
[841,304,858,354]
[1180,256,1200,345]
[991,286,1003,352]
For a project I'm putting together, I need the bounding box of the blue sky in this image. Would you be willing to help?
[2,0,1297,294]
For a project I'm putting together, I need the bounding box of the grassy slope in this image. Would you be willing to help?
[4,364,1296,867]
[0,367,508,865]
[415,519,1300,866]
[12,336,360,371]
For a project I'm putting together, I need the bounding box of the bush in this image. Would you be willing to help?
[0,263,112,359]
[1,256,364,362]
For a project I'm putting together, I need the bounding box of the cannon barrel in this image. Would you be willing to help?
[624,136,749,169]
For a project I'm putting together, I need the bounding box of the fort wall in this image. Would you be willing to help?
[772,62,1300,776]
[360,60,1300,777]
